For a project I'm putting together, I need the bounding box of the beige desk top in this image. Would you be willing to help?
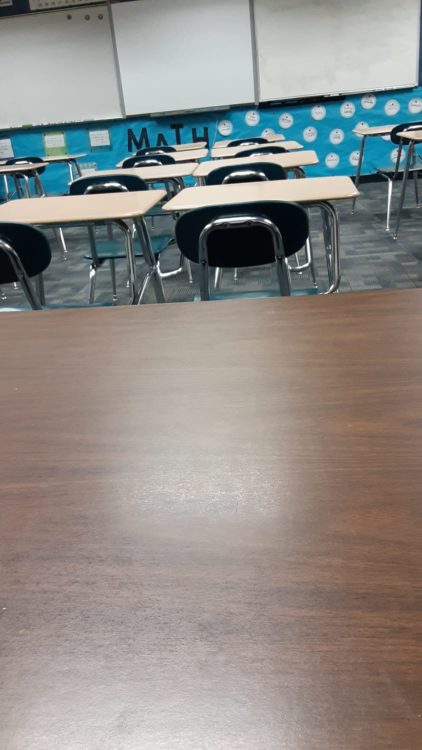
[353,125,394,136]
[0,162,50,175]
[164,176,358,212]
[396,129,422,142]
[174,142,206,151]
[194,150,318,177]
[42,153,87,163]
[117,148,208,167]
[211,141,303,159]
[213,133,288,148]
[83,163,197,182]
[0,191,166,224]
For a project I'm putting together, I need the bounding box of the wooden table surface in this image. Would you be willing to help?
[213,133,287,148]
[0,162,50,174]
[396,129,422,142]
[352,124,394,136]
[0,289,421,749]
[164,175,358,211]
[42,153,87,163]
[0,191,166,224]
[117,148,208,167]
[194,149,318,177]
[86,163,197,181]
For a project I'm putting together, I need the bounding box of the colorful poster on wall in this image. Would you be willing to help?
[43,132,67,157]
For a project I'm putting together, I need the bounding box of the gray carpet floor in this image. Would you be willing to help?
[1,180,422,309]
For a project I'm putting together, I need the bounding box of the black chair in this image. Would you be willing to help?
[136,146,176,155]
[122,154,175,168]
[376,121,422,231]
[236,145,288,157]
[69,174,172,304]
[0,223,51,310]
[206,162,287,186]
[175,201,309,300]
[5,156,46,198]
[228,137,267,147]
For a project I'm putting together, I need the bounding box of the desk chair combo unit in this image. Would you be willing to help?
[69,174,171,304]
[202,161,316,289]
[175,201,309,301]
[2,157,46,200]
[373,122,422,234]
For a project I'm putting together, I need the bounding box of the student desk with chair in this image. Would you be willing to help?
[194,150,319,184]
[116,149,208,167]
[352,124,394,210]
[213,133,288,148]
[0,288,421,749]
[211,141,303,159]
[164,176,359,295]
[89,163,197,194]
[0,192,166,305]
[392,128,422,239]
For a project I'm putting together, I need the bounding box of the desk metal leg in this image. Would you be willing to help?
[393,143,413,241]
[352,135,366,212]
[315,201,341,294]
[114,219,138,304]
[134,217,165,304]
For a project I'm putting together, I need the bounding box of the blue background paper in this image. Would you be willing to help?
[1,87,422,197]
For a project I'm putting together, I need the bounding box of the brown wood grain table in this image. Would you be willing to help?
[0,289,421,749]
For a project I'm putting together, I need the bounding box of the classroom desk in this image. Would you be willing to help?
[117,148,208,167]
[392,129,422,240]
[173,141,207,150]
[88,163,197,193]
[0,192,166,304]
[42,153,87,180]
[211,141,303,159]
[352,124,394,210]
[194,150,319,184]
[1,288,421,749]
[213,133,289,148]
[164,176,358,294]
[0,162,50,200]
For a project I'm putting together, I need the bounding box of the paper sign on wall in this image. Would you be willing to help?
[43,132,67,156]
[89,129,111,149]
[0,138,14,159]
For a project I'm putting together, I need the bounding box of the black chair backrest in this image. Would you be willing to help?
[206,162,287,186]
[228,137,267,147]
[122,154,175,167]
[175,202,308,267]
[69,173,148,194]
[0,223,51,283]
[5,156,46,175]
[236,145,288,157]
[136,146,176,155]
[391,122,422,145]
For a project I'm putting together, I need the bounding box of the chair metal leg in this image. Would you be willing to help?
[185,258,193,284]
[386,177,393,232]
[233,267,238,282]
[306,237,317,288]
[35,273,46,306]
[55,227,67,257]
[134,217,165,303]
[352,134,366,213]
[275,257,291,296]
[318,201,341,294]
[413,169,420,207]
[214,267,223,289]
[88,264,97,304]
[394,143,413,240]
[110,259,117,304]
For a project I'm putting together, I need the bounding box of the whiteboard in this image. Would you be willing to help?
[254,0,421,101]
[0,6,122,128]
[112,0,255,115]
